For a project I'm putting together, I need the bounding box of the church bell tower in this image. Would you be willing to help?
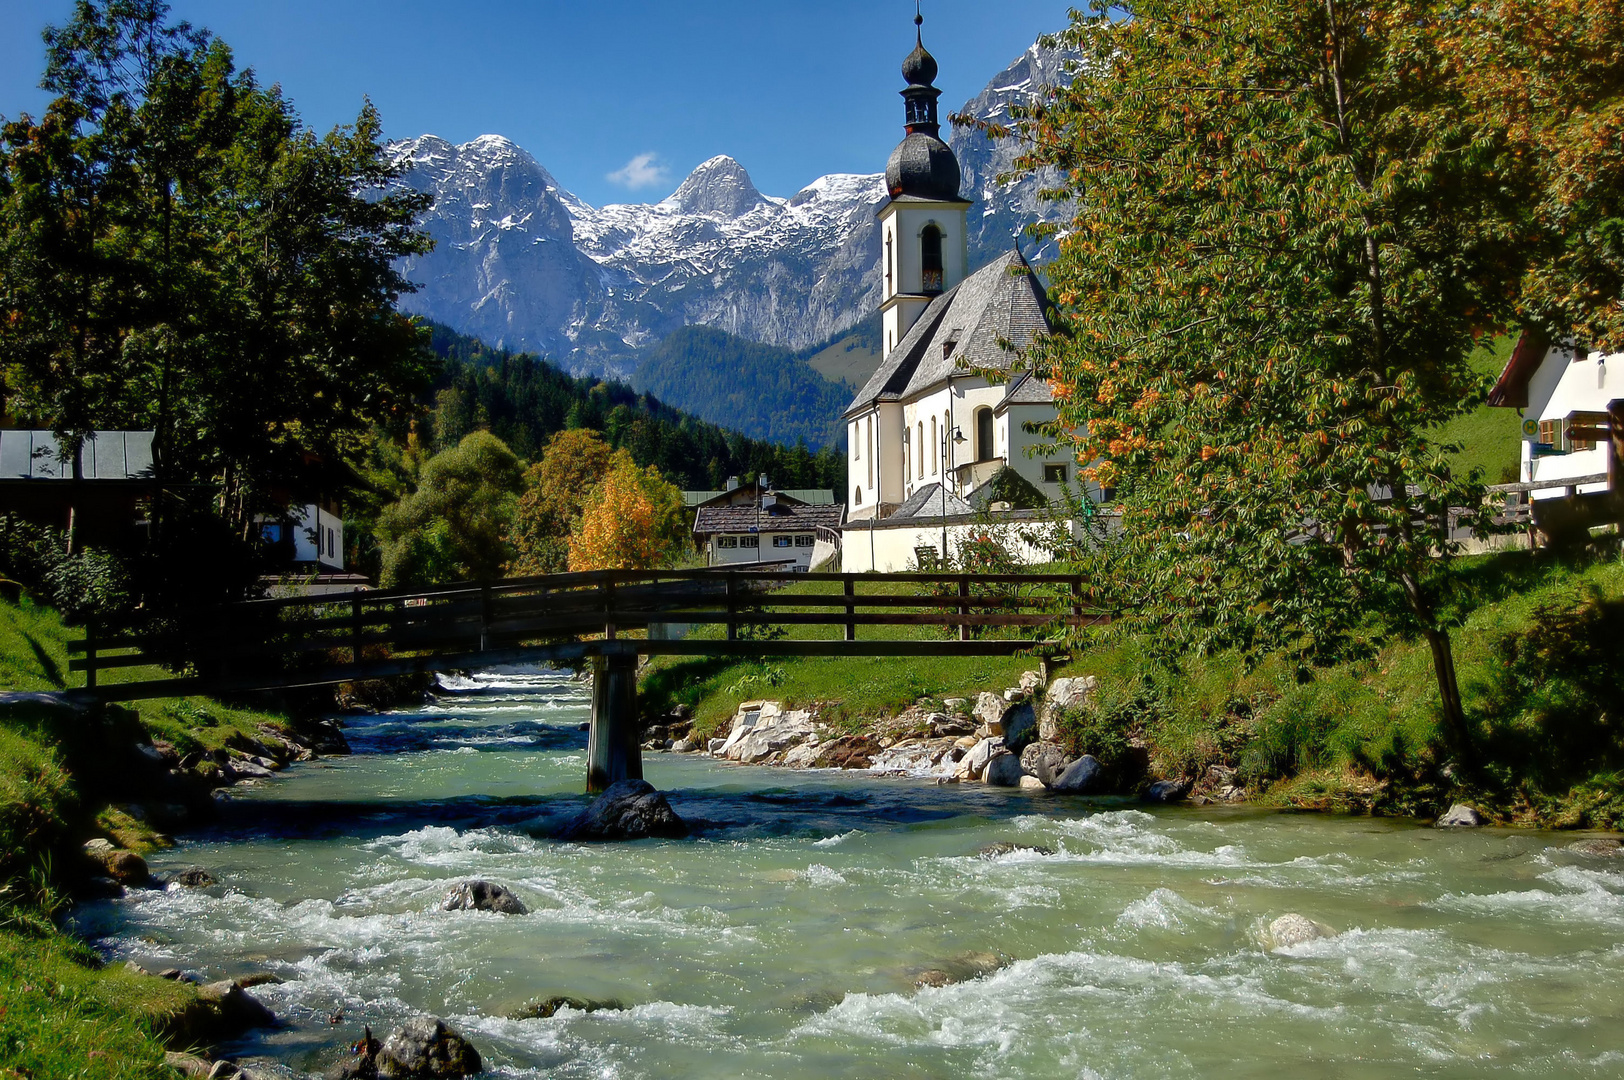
[877,8,972,357]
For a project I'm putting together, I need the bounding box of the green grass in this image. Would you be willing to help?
[640,576,1059,739]
[1437,335,1521,484]
[1,595,300,1078]
[0,927,196,1080]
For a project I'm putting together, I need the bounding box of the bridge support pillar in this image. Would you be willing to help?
[587,649,642,793]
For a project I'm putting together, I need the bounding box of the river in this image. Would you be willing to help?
[73,668,1624,1078]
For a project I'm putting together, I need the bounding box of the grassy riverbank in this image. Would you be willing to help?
[1,596,303,1078]
[643,548,1624,828]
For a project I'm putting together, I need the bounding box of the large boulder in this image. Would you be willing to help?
[440,880,528,915]
[329,1018,482,1080]
[956,737,1005,781]
[1038,675,1098,742]
[1142,779,1190,804]
[973,692,1008,734]
[999,703,1038,755]
[1435,804,1485,828]
[163,980,277,1046]
[377,1017,482,1079]
[1019,741,1069,786]
[727,709,815,764]
[84,838,150,886]
[1567,837,1623,856]
[1050,755,1104,794]
[812,734,880,769]
[556,779,689,842]
[983,752,1026,787]
[1266,914,1333,950]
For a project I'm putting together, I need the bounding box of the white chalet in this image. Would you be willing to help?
[1488,331,1622,541]
[839,20,1084,571]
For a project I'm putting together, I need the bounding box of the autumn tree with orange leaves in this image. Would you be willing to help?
[566,456,688,572]
[979,0,1624,765]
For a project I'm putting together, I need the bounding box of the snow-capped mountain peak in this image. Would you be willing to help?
[659,155,773,219]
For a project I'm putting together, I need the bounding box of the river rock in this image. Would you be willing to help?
[225,758,275,782]
[812,734,881,769]
[781,741,821,769]
[910,950,1007,989]
[983,752,1025,787]
[84,838,150,885]
[1436,804,1486,828]
[1267,914,1333,950]
[1038,675,1098,742]
[956,737,1005,781]
[509,995,625,1019]
[869,738,962,778]
[160,980,277,1046]
[440,880,528,915]
[1018,774,1047,791]
[930,712,976,738]
[1019,669,1046,696]
[1142,779,1190,804]
[330,1017,481,1080]
[1020,742,1068,786]
[671,737,697,753]
[1000,702,1038,755]
[977,843,1055,858]
[1050,754,1104,794]
[171,867,217,888]
[1567,837,1623,856]
[728,709,815,764]
[556,779,689,842]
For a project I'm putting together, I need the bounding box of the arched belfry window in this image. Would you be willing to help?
[975,407,994,462]
[921,225,944,294]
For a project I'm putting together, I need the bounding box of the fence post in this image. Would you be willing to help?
[726,572,738,642]
[351,593,363,667]
[481,583,492,651]
[844,575,856,642]
[84,616,97,691]
[604,578,617,642]
[958,575,971,641]
[1071,577,1084,621]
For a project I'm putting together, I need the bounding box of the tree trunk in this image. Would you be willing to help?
[1399,566,1475,769]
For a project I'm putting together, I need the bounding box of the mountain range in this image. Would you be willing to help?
[388,40,1077,387]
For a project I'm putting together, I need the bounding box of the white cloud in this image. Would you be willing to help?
[606,152,669,191]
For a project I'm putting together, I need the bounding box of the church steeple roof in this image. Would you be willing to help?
[885,6,964,202]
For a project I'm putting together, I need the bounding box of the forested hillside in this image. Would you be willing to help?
[631,326,854,449]
[423,323,845,492]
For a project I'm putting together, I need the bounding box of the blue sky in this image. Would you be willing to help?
[0,1,1074,207]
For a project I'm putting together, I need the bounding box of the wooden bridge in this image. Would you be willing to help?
[70,568,1100,790]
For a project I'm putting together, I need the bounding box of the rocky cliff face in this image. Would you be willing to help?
[390,42,1077,376]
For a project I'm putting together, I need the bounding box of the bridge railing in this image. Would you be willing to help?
[68,568,1103,700]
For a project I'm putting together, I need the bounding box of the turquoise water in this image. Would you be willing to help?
[75,669,1624,1078]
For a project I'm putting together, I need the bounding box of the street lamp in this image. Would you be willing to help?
[941,425,966,566]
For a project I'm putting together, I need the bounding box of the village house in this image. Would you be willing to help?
[838,24,1092,571]
[690,478,846,572]
[1488,331,1623,542]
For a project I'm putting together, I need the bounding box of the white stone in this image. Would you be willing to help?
[728,709,816,764]
[1018,670,1046,696]
[1018,774,1048,791]
[1436,804,1486,828]
[1038,675,1098,742]
[781,743,820,769]
[956,737,1005,781]
[1267,914,1332,950]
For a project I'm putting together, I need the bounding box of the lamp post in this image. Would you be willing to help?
[941,425,966,566]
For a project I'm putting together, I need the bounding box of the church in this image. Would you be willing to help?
[840,16,1079,572]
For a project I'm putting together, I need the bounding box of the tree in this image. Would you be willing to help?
[567,456,689,572]
[1,0,434,557]
[376,431,523,587]
[509,429,617,575]
[979,0,1547,761]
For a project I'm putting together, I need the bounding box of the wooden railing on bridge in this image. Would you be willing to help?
[69,568,1103,702]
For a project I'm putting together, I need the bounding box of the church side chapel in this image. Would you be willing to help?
[839,13,1094,571]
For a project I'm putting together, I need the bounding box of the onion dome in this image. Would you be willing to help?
[886,10,963,201]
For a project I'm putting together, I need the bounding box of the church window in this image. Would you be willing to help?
[885,233,894,294]
[854,488,862,506]
[975,407,994,462]
[917,422,925,478]
[930,417,938,475]
[866,416,874,487]
[921,225,944,294]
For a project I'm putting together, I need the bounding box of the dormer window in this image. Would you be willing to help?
[921,225,944,294]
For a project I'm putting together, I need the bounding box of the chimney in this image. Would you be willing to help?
[759,474,770,491]
[725,476,739,491]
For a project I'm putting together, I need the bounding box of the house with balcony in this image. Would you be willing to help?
[1488,330,1621,542]
[691,479,846,571]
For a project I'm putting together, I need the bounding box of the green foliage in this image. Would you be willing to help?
[376,431,524,587]
[0,515,132,623]
[422,321,846,492]
[632,325,852,448]
[0,728,76,892]
[1,0,434,546]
